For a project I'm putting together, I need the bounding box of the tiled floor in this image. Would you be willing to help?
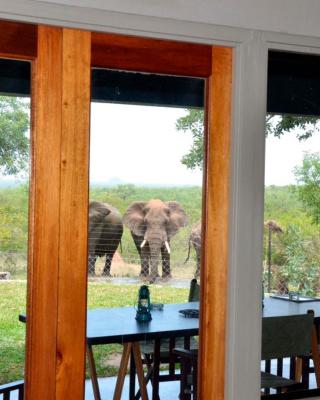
[84,358,319,400]
[3,358,319,400]
[3,377,180,400]
[4,377,319,400]
[85,376,180,399]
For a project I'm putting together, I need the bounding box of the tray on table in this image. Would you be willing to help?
[270,294,320,303]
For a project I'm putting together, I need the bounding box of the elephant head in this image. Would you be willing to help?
[88,201,111,232]
[123,199,188,281]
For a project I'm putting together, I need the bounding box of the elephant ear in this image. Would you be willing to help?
[166,201,188,238]
[123,201,147,237]
[89,201,111,223]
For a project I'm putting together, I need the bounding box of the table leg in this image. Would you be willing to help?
[152,339,161,400]
[114,343,132,400]
[87,344,102,400]
[132,342,149,400]
[129,348,136,399]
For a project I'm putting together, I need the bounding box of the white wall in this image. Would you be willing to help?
[2,0,320,39]
[37,0,320,38]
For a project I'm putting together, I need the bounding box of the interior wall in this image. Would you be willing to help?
[2,0,320,38]
[1,4,319,400]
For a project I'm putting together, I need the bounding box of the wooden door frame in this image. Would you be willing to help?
[0,20,232,400]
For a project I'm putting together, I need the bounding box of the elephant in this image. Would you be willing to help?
[88,201,123,276]
[185,221,202,278]
[123,199,188,283]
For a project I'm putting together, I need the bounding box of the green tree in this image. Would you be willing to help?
[294,152,320,225]
[176,111,319,170]
[274,225,319,295]
[175,109,204,170]
[0,96,30,176]
[114,184,136,200]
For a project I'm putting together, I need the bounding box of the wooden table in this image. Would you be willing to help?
[22,297,320,399]
[86,302,199,400]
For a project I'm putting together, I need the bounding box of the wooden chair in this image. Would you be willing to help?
[261,311,320,397]
[296,314,320,390]
[136,279,200,399]
[173,347,198,400]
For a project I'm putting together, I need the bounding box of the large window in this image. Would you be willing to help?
[261,50,320,395]
[85,69,205,398]
[0,59,30,388]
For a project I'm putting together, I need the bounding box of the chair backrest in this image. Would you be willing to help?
[261,313,314,360]
[188,278,200,302]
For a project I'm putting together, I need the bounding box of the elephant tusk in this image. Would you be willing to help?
[140,239,147,248]
[165,241,171,254]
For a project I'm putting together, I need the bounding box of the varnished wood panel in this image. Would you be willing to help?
[25,26,91,400]
[26,25,62,400]
[91,32,212,77]
[199,46,233,400]
[56,28,91,399]
[0,21,37,59]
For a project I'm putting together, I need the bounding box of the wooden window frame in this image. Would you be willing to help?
[0,21,232,400]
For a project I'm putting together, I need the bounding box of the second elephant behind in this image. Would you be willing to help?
[123,199,188,283]
[185,221,202,278]
[88,201,123,276]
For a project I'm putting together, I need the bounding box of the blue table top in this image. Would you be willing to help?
[86,301,199,345]
[263,296,320,318]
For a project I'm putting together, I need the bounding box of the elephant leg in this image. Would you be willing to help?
[102,253,113,277]
[132,233,149,276]
[88,254,97,275]
[161,245,171,278]
[195,252,201,278]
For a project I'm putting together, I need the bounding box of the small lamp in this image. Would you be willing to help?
[135,285,152,322]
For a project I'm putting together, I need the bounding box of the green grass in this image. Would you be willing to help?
[0,281,26,384]
[0,281,189,384]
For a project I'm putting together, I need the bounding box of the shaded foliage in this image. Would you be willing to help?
[0,97,29,176]
[175,109,204,170]
[176,110,320,170]
[266,115,319,140]
[294,152,320,225]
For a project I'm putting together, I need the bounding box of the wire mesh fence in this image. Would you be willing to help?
[0,199,203,281]
[263,222,320,297]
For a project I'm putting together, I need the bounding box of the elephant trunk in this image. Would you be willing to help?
[143,226,171,282]
[145,229,166,282]
[149,243,161,282]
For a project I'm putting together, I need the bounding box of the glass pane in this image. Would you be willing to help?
[261,50,320,395]
[0,59,30,391]
[85,69,204,398]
